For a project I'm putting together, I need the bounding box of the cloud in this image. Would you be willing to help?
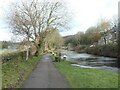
[59,0,119,36]
[0,29,13,41]
[0,0,119,39]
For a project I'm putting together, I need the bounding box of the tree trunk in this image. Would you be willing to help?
[103,37,106,44]
[34,46,39,56]
[26,48,29,60]
[34,43,41,56]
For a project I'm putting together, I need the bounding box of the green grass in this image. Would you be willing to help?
[2,54,41,88]
[52,56,118,88]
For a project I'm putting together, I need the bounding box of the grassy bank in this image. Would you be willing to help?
[2,54,41,88]
[52,56,118,88]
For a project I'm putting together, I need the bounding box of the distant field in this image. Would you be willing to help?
[0,49,18,55]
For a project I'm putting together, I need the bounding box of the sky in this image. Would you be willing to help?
[0,0,119,41]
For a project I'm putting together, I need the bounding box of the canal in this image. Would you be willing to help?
[61,50,119,72]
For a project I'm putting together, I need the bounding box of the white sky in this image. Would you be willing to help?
[0,0,119,41]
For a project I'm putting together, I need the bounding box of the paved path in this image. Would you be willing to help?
[22,54,69,88]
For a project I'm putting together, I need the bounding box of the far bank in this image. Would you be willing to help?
[73,43,118,58]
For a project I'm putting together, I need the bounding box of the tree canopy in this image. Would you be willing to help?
[8,0,68,54]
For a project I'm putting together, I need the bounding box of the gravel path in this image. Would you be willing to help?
[21,54,69,88]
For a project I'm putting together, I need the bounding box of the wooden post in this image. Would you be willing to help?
[26,48,29,60]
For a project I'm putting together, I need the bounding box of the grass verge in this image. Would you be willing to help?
[2,55,41,88]
[51,56,118,88]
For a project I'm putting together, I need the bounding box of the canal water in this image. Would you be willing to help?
[61,50,119,72]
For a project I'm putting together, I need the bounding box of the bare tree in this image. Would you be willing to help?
[110,15,118,27]
[8,0,68,55]
[97,20,111,44]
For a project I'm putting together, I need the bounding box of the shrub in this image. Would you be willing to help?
[84,43,117,57]
[74,45,88,52]
[2,51,26,63]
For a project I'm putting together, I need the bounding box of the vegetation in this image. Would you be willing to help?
[64,20,116,46]
[44,28,64,51]
[2,0,118,89]
[1,41,19,49]
[0,49,17,55]
[8,0,68,55]
[2,53,41,88]
[63,17,118,57]
[2,41,9,49]
[70,43,118,57]
[52,57,118,88]
[2,0,66,87]
[84,43,118,57]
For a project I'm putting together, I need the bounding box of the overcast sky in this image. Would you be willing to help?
[0,0,119,41]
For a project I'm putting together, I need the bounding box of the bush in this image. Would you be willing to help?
[2,51,26,63]
[74,45,88,52]
[84,43,118,57]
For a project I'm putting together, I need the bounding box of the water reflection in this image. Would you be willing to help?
[61,50,119,72]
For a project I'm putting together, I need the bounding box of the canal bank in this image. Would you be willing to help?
[52,57,118,88]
